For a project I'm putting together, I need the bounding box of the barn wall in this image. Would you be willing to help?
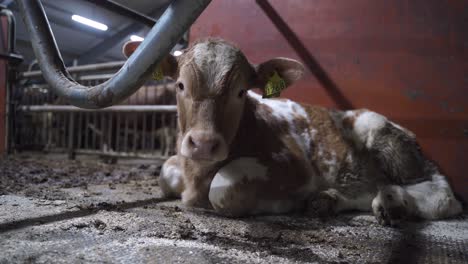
[190,0,468,201]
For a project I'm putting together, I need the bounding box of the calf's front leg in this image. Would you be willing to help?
[180,159,219,209]
[181,174,214,209]
[160,155,215,208]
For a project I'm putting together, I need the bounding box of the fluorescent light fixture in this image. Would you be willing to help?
[173,50,183,56]
[130,35,144,41]
[71,15,108,31]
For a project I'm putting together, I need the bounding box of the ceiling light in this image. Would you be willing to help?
[72,15,108,31]
[173,50,183,56]
[130,35,144,41]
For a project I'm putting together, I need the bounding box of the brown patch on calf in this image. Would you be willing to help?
[226,98,318,203]
[305,106,352,185]
[342,115,356,131]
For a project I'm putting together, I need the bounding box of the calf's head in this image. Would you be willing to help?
[123,39,304,162]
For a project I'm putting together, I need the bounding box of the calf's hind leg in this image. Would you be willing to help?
[344,110,462,225]
[372,173,462,226]
[306,188,375,217]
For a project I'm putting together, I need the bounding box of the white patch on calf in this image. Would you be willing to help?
[248,91,312,159]
[211,157,268,187]
[317,143,339,182]
[349,111,387,148]
[209,157,267,209]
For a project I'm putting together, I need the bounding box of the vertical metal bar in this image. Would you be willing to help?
[124,114,129,152]
[2,8,21,154]
[31,113,36,146]
[142,113,147,151]
[132,114,138,153]
[50,112,55,148]
[91,112,97,149]
[100,111,104,150]
[41,112,47,148]
[84,112,89,149]
[162,112,167,156]
[116,113,121,151]
[77,112,82,149]
[150,112,156,153]
[62,113,67,148]
[54,113,59,148]
[59,113,62,148]
[97,112,102,151]
[107,112,113,153]
[68,112,75,159]
[46,112,52,150]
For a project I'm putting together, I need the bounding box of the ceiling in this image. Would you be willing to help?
[3,0,186,69]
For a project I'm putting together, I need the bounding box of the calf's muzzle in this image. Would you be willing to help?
[181,130,227,161]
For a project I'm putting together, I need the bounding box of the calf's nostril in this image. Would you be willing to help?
[188,136,196,147]
[211,141,219,153]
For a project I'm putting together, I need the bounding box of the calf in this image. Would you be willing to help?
[123,38,462,225]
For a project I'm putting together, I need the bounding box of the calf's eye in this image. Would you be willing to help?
[238,89,246,98]
[177,82,184,91]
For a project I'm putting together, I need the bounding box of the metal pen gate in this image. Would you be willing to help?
[12,61,178,160]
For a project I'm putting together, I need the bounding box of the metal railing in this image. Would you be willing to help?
[14,62,178,160]
[17,0,211,108]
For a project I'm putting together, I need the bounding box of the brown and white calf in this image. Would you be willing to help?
[124,39,462,225]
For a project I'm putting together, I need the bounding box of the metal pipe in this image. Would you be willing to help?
[82,0,157,28]
[17,0,211,109]
[0,52,23,64]
[20,61,125,78]
[20,105,177,113]
[74,149,168,160]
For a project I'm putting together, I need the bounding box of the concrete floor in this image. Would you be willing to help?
[1,154,467,263]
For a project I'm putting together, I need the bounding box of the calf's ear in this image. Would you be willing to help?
[122,40,141,58]
[253,58,305,95]
[122,40,179,79]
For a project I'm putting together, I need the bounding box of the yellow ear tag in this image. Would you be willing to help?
[151,65,164,81]
[263,71,286,98]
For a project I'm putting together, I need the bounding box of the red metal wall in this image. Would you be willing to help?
[191,0,468,201]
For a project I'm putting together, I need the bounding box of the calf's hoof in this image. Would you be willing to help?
[181,189,213,210]
[372,186,410,227]
[306,190,339,218]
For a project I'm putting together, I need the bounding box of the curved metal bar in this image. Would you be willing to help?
[17,0,211,109]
